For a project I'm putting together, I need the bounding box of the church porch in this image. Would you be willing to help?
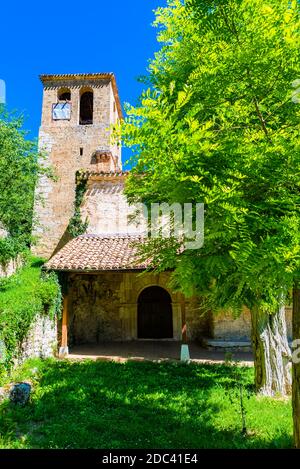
[57,268,210,355]
[45,234,271,359]
[44,235,212,357]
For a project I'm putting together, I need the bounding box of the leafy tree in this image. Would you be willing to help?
[0,110,47,262]
[120,0,300,445]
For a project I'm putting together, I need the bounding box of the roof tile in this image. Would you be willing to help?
[45,234,148,272]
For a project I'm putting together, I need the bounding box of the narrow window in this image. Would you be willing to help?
[80,147,83,156]
[80,91,93,125]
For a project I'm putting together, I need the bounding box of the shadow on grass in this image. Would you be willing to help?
[0,360,292,449]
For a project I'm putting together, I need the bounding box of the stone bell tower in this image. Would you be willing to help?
[33,73,122,258]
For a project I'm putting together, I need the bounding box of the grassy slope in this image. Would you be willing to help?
[0,258,44,311]
[0,359,292,449]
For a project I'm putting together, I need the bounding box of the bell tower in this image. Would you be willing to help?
[33,73,122,258]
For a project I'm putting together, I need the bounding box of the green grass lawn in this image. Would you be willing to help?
[0,358,293,449]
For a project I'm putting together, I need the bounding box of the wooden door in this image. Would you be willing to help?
[138,286,173,339]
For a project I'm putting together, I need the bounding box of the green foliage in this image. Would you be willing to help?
[121,0,300,314]
[67,171,88,238]
[0,237,24,266]
[0,110,52,262]
[0,258,61,373]
[0,359,292,448]
[0,111,37,244]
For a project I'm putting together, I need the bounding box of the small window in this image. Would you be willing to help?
[80,147,83,156]
[113,101,116,113]
[59,91,71,101]
[58,88,71,101]
[80,91,93,125]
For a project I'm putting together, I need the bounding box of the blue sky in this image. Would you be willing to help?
[1,0,166,166]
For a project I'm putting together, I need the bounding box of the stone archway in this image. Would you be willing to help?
[137,286,173,339]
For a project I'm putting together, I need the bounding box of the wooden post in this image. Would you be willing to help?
[180,294,190,362]
[59,293,69,358]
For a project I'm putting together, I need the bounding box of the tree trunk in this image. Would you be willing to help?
[251,305,291,396]
[292,283,300,448]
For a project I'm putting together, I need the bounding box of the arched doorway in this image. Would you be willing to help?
[137,286,173,339]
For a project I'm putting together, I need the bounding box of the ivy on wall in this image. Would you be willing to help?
[67,171,89,238]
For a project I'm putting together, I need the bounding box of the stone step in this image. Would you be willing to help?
[204,339,252,352]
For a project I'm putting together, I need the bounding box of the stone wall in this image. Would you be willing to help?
[81,176,147,236]
[0,226,22,278]
[19,314,57,363]
[213,307,293,342]
[213,309,252,341]
[186,303,213,341]
[0,224,8,238]
[0,256,22,279]
[69,273,123,344]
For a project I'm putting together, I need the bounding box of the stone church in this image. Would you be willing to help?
[33,73,292,357]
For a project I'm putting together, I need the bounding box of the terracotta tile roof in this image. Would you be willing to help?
[81,170,130,178]
[40,73,115,81]
[44,234,149,272]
